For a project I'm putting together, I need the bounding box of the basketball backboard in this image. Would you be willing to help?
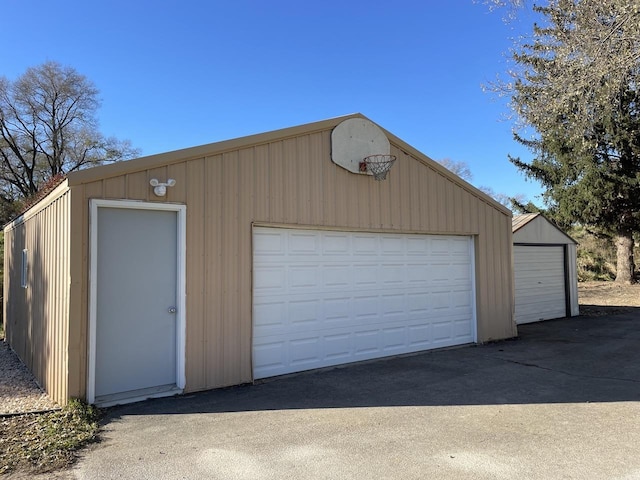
[331,118,391,175]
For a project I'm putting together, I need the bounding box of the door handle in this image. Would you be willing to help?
[168,307,177,314]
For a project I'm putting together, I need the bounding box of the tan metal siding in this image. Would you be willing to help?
[67,126,514,397]
[186,158,206,390]
[4,189,71,405]
[204,156,224,388]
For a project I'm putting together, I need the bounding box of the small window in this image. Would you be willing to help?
[21,249,28,288]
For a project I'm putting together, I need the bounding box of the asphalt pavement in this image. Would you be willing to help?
[70,312,640,480]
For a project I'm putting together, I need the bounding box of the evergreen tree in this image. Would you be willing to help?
[506,0,640,283]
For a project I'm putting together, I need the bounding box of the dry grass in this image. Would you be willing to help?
[578,280,640,316]
[0,399,100,475]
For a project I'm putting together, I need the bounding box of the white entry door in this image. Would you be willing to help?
[90,201,186,405]
[252,227,476,379]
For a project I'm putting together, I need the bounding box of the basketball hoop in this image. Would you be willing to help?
[360,154,396,181]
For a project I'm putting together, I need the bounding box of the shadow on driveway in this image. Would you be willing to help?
[103,311,640,420]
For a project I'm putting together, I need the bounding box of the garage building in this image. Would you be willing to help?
[4,114,516,406]
[513,213,579,324]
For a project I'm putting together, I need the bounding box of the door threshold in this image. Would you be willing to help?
[95,384,182,407]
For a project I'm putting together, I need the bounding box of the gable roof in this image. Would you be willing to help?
[65,113,510,215]
[512,213,539,233]
[512,213,576,244]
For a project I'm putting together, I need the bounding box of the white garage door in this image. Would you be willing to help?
[514,245,566,325]
[252,227,476,379]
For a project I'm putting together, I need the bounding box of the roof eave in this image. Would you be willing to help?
[67,113,365,186]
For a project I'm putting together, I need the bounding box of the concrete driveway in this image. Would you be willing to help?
[72,313,640,480]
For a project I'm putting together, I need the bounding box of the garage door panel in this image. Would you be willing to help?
[381,294,405,317]
[289,232,319,254]
[253,230,286,255]
[325,334,351,360]
[354,330,379,355]
[253,266,286,293]
[432,322,454,342]
[290,300,321,328]
[253,301,286,330]
[382,327,406,351]
[323,234,349,253]
[324,297,350,321]
[254,290,474,337]
[381,236,404,253]
[354,265,378,286]
[353,235,377,254]
[407,264,430,284]
[323,266,351,288]
[454,318,475,338]
[516,289,565,302]
[453,288,474,308]
[290,337,321,367]
[407,323,432,347]
[407,237,429,254]
[380,264,405,284]
[253,228,476,379]
[253,341,287,374]
[514,245,566,324]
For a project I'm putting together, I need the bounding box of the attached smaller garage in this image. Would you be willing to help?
[513,213,579,324]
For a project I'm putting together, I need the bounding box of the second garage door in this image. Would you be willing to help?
[514,245,567,324]
[252,227,476,379]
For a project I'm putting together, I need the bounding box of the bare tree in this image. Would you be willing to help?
[437,158,473,181]
[0,62,138,206]
[478,185,527,210]
[437,158,526,210]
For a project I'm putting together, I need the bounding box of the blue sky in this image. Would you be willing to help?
[1,0,543,201]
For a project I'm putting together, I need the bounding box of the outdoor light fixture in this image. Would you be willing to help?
[149,178,176,197]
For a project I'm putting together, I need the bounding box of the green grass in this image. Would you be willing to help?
[0,399,100,475]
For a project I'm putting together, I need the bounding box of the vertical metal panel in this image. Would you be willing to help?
[167,162,187,202]
[453,187,463,232]
[307,133,324,225]
[445,180,456,232]
[77,180,104,396]
[282,138,298,224]
[473,201,489,341]
[333,160,351,226]
[398,153,413,229]
[254,144,270,222]
[268,141,284,222]
[357,174,371,229]
[296,137,312,224]
[499,212,516,337]
[461,190,471,233]
[388,157,402,228]
[185,159,206,390]
[237,148,254,381]
[321,131,337,226]
[125,172,149,200]
[220,151,241,385]
[68,185,86,399]
[204,155,225,387]
[3,189,71,405]
[103,176,126,198]
[66,126,514,397]
[426,168,439,231]
[409,158,421,230]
